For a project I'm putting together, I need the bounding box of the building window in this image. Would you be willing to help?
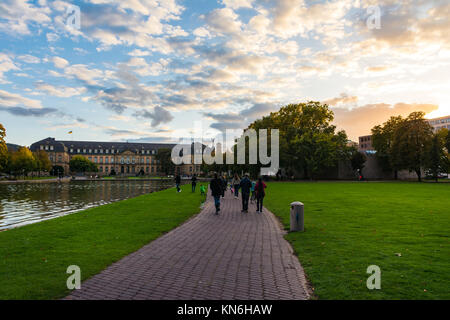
[146,167,149,172]
[105,157,109,164]
[141,158,144,164]
[111,157,114,163]
[40,145,44,150]
[106,149,109,154]
[94,149,98,153]
[151,167,154,173]
[99,166,103,172]
[94,157,98,163]
[77,149,80,153]
[88,157,92,161]
[58,155,62,162]
[120,157,124,164]
[105,166,109,172]
[99,157,103,163]
[49,155,53,161]
[45,146,49,150]
[100,149,103,153]
[152,150,155,154]
[146,158,150,164]
[83,149,86,153]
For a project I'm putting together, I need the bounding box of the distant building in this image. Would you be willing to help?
[427,115,450,131]
[358,135,375,154]
[6,143,21,152]
[29,137,202,176]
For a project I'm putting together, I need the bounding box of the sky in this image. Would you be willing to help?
[0,0,449,147]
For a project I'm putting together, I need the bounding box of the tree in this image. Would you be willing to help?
[446,129,450,153]
[0,124,7,172]
[33,150,52,176]
[425,130,449,182]
[391,112,433,182]
[371,115,404,178]
[10,147,36,177]
[50,165,65,177]
[248,102,350,179]
[351,150,367,174]
[69,155,96,174]
[156,148,175,175]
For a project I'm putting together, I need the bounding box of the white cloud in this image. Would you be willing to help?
[0,89,43,108]
[18,54,41,64]
[52,56,69,69]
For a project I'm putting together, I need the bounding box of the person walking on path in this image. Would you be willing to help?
[210,173,223,214]
[232,174,240,198]
[175,174,181,192]
[239,173,252,213]
[191,174,197,192]
[220,174,226,197]
[250,180,256,204]
[255,177,267,213]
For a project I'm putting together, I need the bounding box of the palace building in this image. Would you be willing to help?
[29,137,202,176]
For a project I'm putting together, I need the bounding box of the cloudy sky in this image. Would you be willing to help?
[0,0,449,146]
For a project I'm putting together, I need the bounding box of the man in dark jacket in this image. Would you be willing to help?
[210,173,223,214]
[239,173,252,213]
[191,174,197,192]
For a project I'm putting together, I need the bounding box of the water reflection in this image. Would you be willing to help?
[0,180,175,231]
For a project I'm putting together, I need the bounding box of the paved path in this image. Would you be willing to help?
[66,189,311,300]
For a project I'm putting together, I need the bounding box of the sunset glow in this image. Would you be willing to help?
[1,0,449,144]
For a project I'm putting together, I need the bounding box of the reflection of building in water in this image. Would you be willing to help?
[29,137,202,176]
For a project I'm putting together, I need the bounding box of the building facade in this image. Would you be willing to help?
[29,138,201,176]
[427,115,450,131]
[358,135,375,154]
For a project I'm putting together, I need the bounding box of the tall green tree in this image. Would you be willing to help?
[10,147,36,177]
[425,129,449,182]
[69,155,96,174]
[249,102,350,179]
[0,124,7,172]
[33,150,52,176]
[371,115,404,178]
[155,148,175,175]
[391,112,433,182]
[446,129,450,152]
[350,150,367,173]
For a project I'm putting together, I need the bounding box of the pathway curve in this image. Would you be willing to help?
[66,189,311,300]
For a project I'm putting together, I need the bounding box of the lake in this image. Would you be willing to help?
[0,180,176,231]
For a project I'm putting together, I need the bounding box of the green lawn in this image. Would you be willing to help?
[0,184,205,300]
[264,182,449,300]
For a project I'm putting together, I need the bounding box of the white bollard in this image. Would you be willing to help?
[290,201,304,232]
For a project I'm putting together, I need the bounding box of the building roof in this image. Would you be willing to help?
[29,137,177,154]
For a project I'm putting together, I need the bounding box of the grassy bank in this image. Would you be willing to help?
[264,182,449,300]
[0,184,205,299]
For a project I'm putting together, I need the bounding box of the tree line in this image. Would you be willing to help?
[371,111,449,182]
[0,124,99,178]
[201,102,362,179]
[0,126,53,178]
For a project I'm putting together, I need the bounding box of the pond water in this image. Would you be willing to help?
[0,180,176,231]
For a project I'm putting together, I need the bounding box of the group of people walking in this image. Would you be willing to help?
[210,173,266,215]
[174,172,267,215]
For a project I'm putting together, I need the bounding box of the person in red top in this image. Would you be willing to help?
[255,177,267,213]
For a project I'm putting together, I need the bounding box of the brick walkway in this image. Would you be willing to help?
[65,189,311,300]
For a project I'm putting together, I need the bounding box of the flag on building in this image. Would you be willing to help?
[68,131,73,134]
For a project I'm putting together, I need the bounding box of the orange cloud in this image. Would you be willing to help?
[332,102,439,141]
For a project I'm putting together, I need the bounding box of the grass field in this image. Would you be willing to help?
[0,184,205,300]
[264,181,449,300]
